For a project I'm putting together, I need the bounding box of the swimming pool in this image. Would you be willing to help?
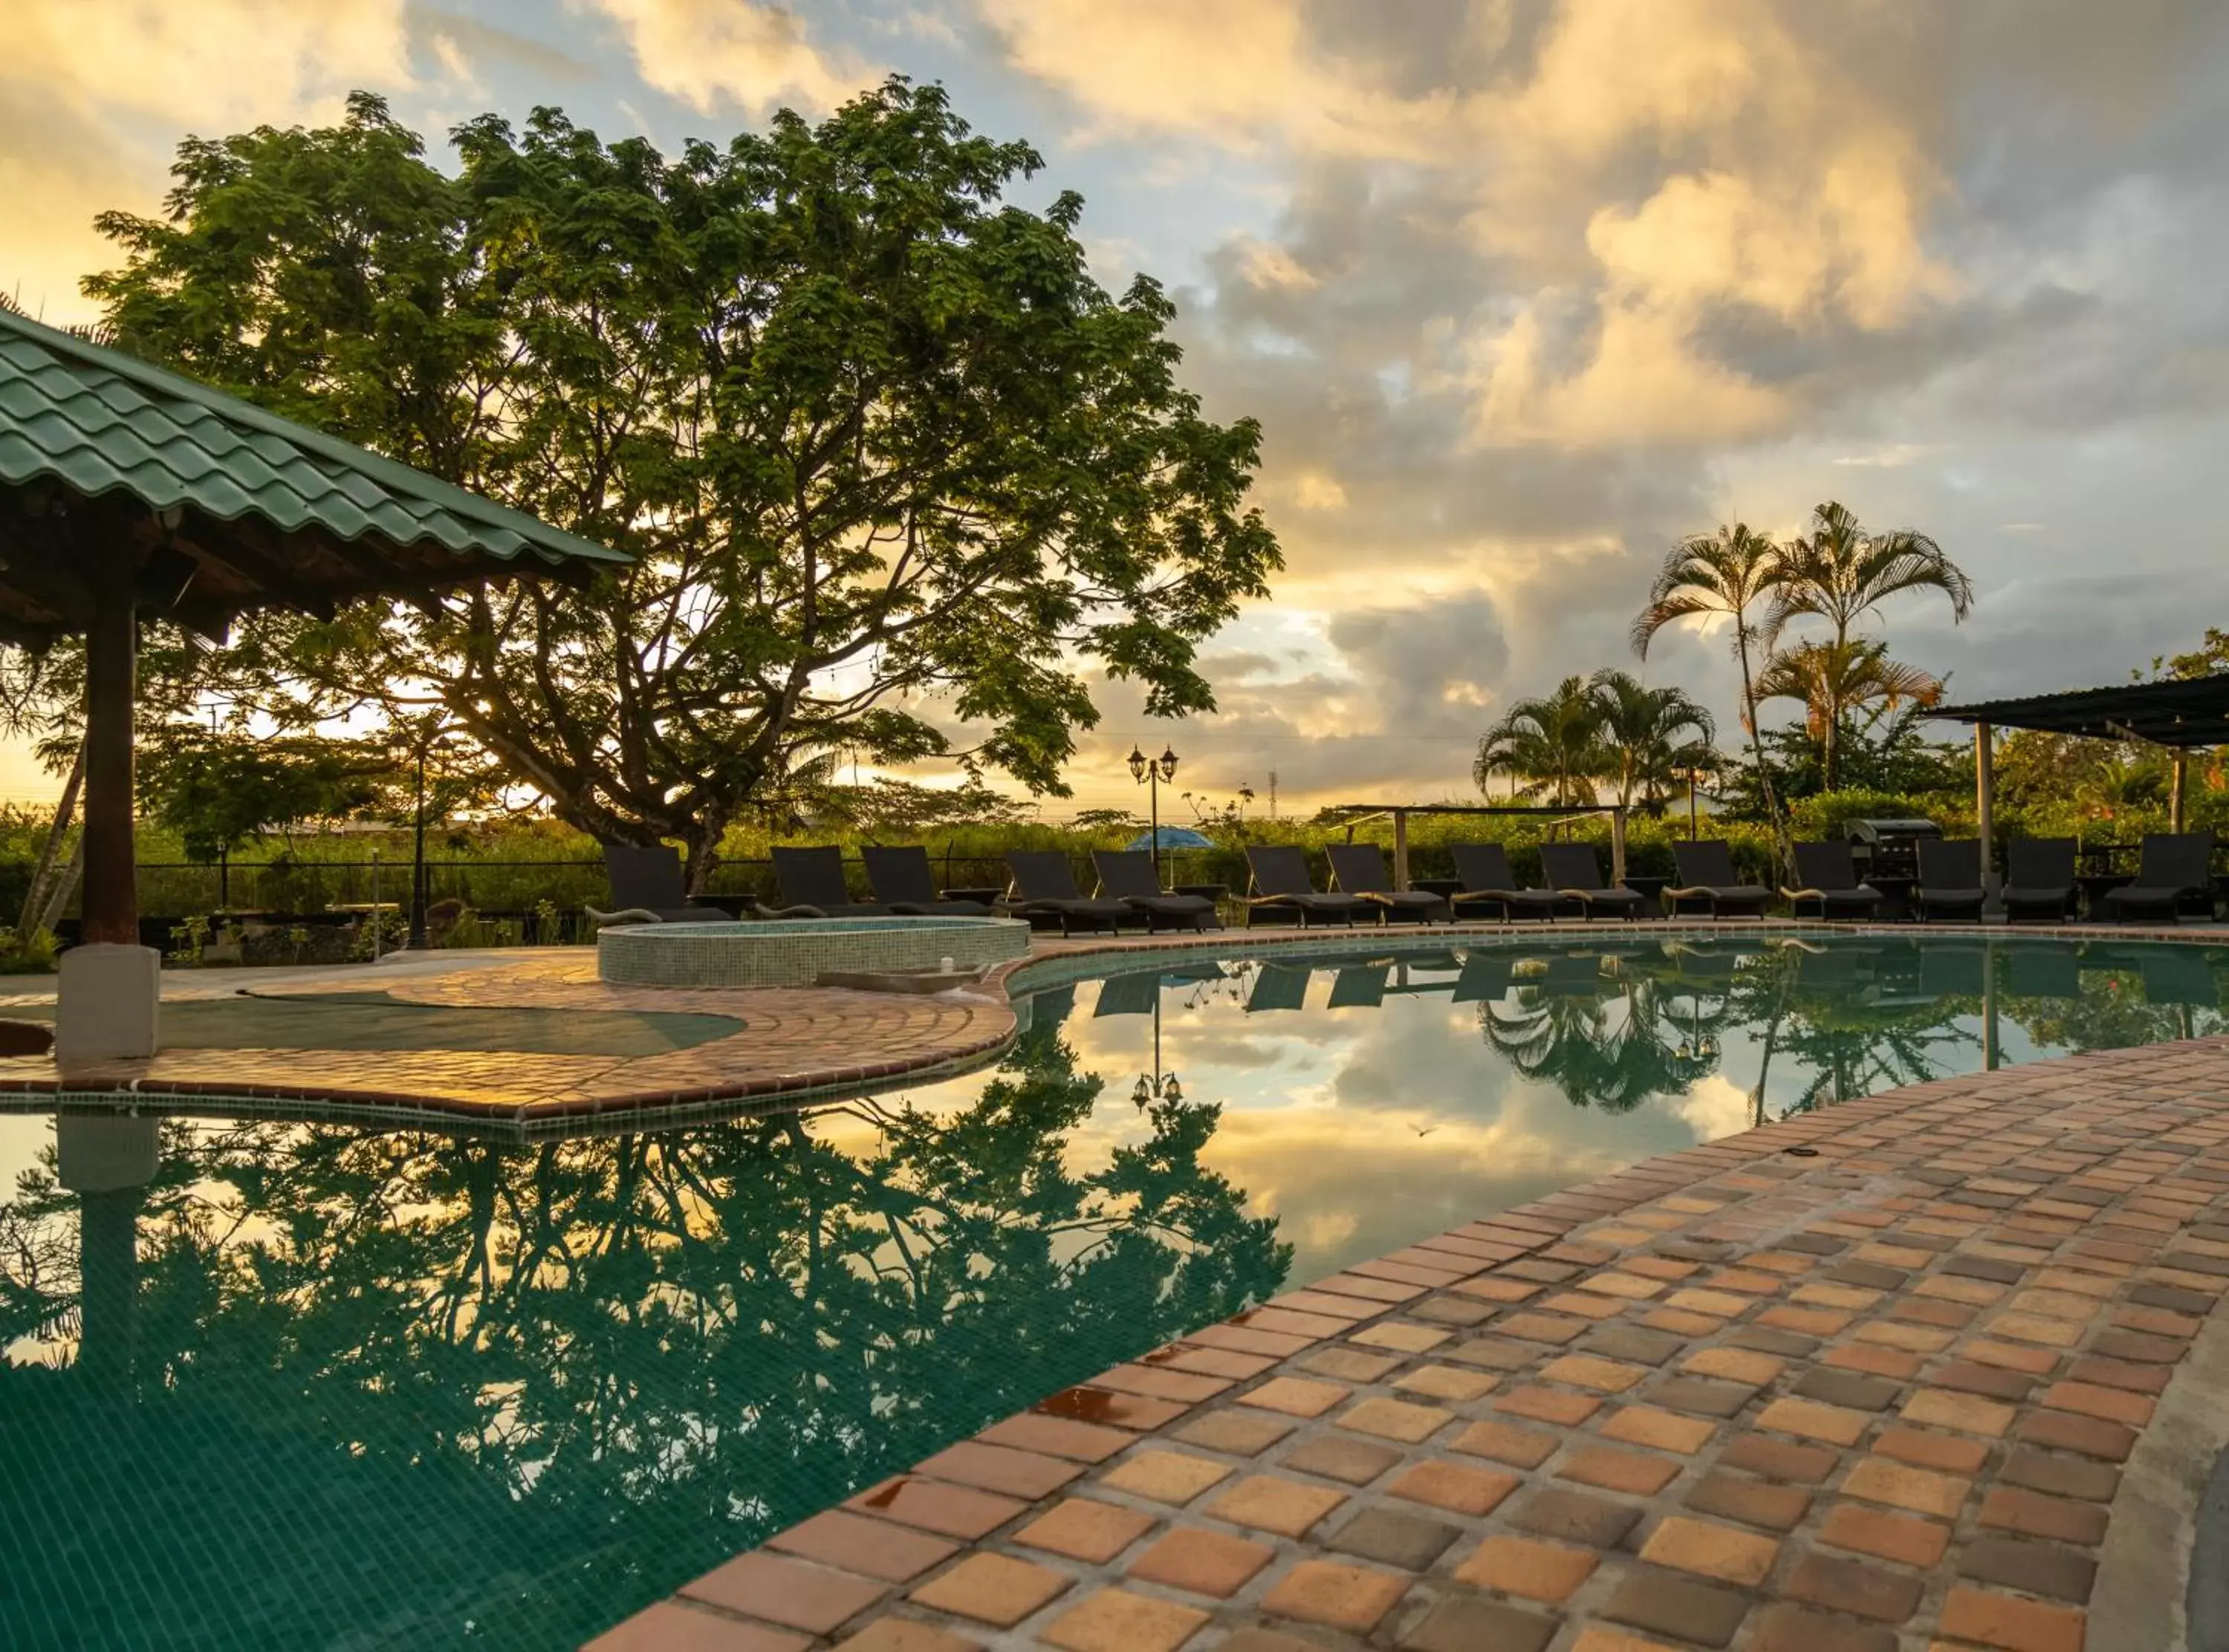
[0,934,2219,1648]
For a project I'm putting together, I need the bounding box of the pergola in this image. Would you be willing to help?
[0,308,626,1058]
[1319,801,1635,888]
[1932,672,2229,871]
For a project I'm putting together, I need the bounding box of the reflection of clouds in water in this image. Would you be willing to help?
[1672,1073,1757,1140]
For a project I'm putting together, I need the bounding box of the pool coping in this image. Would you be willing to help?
[1,917,2227,1135]
[584,1030,2229,1652]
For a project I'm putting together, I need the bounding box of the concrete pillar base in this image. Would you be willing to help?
[56,944,160,1063]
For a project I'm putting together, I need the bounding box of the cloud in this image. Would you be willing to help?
[0,0,418,322]
[973,0,2229,811]
[585,0,877,115]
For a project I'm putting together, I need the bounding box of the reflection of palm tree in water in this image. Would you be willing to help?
[0,1018,1288,1650]
[1736,945,1979,1123]
[1479,960,1728,1112]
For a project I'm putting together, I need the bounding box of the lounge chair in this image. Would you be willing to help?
[1450,949,1516,1004]
[585,845,725,927]
[1782,841,1885,920]
[2001,837,2077,923]
[1537,842,1646,922]
[2002,946,2080,998]
[2139,946,2220,1009]
[2099,833,2216,923]
[860,845,995,915]
[1913,839,1988,922]
[1091,851,1221,932]
[1245,962,1314,1012]
[1446,842,1563,922]
[767,845,889,917]
[1918,944,1987,997]
[1091,970,1164,1017]
[1327,963,1390,1008]
[1003,851,1136,935]
[1534,952,1609,996]
[1664,840,1774,919]
[1242,845,1373,929]
[1325,843,1449,925]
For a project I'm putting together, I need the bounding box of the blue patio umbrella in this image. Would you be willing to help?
[1125,826,1216,851]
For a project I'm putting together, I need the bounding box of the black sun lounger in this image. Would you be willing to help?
[1245,962,1314,1012]
[1664,839,1774,919]
[860,845,994,915]
[1783,841,1884,920]
[1324,843,1448,924]
[768,845,890,917]
[1537,842,1646,921]
[1242,845,1373,929]
[586,845,728,927]
[2001,837,2077,923]
[1446,842,1563,922]
[2100,833,2216,923]
[1091,850,1221,931]
[1914,838,1988,922]
[1004,851,1136,935]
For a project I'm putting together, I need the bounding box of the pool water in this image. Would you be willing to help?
[0,934,2219,1649]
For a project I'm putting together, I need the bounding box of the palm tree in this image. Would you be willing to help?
[1753,640,1945,771]
[1768,501,1973,788]
[1632,524,1791,865]
[1474,676,1606,807]
[1589,669,1717,808]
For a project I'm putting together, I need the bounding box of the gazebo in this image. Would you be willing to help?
[0,308,626,1060]
[1932,671,2229,877]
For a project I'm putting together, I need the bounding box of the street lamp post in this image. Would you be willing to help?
[1126,744,1179,885]
[1129,988,1184,1109]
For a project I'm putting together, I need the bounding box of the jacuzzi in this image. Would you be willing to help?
[596,915,1032,989]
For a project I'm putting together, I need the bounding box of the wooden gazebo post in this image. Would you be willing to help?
[58,553,156,1061]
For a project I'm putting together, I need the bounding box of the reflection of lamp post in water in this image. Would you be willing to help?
[1126,744,1180,885]
[1130,986,1183,1109]
[56,1113,160,1393]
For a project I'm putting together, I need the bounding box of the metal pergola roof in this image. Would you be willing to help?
[1932,674,2229,749]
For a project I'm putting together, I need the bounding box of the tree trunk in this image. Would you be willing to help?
[1736,626,1794,877]
[39,830,86,934]
[19,740,85,935]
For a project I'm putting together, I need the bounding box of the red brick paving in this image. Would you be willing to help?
[588,1033,2229,1649]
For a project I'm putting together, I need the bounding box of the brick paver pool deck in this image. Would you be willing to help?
[589,1030,2229,1652]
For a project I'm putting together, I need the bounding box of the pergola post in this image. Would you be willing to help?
[1610,807,1628,886]
[1973,722,1995,877]
[1392,810,1410,891]
[2173,751,2188,833]
[56,566,159,1063]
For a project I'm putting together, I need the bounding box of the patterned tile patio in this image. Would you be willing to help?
[586,1032,2229,1651]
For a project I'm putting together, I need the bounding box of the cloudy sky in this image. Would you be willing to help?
[7,0,2229,814]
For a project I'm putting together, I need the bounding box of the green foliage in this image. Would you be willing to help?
[0,924,59,975]
[91,82,1279,887]
[138,729,394,862]
[1476,674,1606,806]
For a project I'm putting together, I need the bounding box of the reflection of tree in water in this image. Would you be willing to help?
[1738,945,1977,1121]
[0,1019,1288,1651]
[2001,959,2222,1054]
[1478,960,1726,1113]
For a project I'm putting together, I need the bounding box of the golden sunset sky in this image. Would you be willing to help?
[7,1,2229,815]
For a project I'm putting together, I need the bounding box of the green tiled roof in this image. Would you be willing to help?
[0,306,625,570]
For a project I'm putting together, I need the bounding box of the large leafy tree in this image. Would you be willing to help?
[87,83,1280,886]
[1767,501,1971,789]
[1474,674,1606,807]
[1632,524,1791,865]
